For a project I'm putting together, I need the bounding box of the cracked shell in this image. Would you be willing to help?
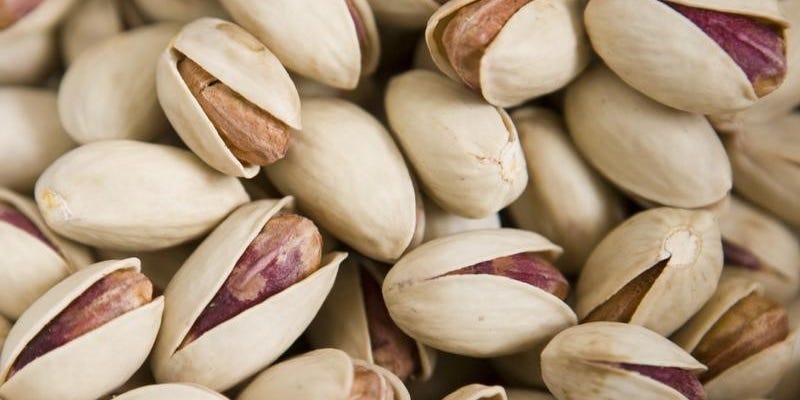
[151,198,347,391]
[383,228,576,357]
[0,258,164,400]
[442,384,507,400]
[366,0,438,29]
[385,70,527,219]
[115,383,228,400]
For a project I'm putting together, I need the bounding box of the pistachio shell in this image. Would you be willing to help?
[442,384,507,400]
[508,107,625,276]
[59,0,128,65]
[115,383,229,400]
[237,348,411,400]
[265,97,417,262]
[135,0,228,22]
[772,296,800,400]
[505,389,555,400]
[0,88,77,193]
[0,258,164,400]
[366,0,438,28]
[0,316,9,348]
[219,0,380,89]
[152,199,346,391]
[385,70,527,218]
[564,64,731,209]
[423,198,501,243]
[35,140,249,251]
[383,229,575,357]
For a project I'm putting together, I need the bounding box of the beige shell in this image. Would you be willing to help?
[672,278,796,400]
[564,64,731,209]
[135,0,228,22]
[0,87,77,193]
[114,383,229,400]
[307,256,436,381]
[508,107,625,276]
[0,258,164,400]
[151,198,347,391]
[772,295,800,400]
[719,197,800,302]
[542,322,706,400]
[491,341,547,389]
[585,0,788,114]
[35,140,249,251]
[237,348,410,400]
[426,0,590,107]
[265,97,417,262]
[505,389,556,400]
[576,208,723,336]
[218,0,380,89]
[366,0,438,29]
[442,384,507,400]
[385,70,527,219]
[0,188,92,320]
[97,241,198,291]
[157,18,301,178]
[0,316,8,349]
[383,229,575,357]
[423,198,501,243]
[59,0,133,65]
[724,113,800,227]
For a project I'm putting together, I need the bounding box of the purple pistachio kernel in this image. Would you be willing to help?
[619,363,706,400]
[722,239,761,271]
[0,202,55,250]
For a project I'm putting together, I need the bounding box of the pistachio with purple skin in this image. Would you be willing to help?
[0,0,42,29]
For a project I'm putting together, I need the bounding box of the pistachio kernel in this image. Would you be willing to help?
[0,0,42,29]
[583,259,668,323]
[344,0,369,69]
[617,363,706,400]
[0,201,55,250]
[721,239,761,271]
[351,364,395,400]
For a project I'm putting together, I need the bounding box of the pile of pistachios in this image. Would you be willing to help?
[1,0,799,399]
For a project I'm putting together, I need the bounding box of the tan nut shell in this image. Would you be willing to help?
[35,140,249,251]
[542,322,705,400]
[505,389,555,400]
[152,198,347,391]
[509,107,625,276]
[0,258,165,400]
[442,384,507,400]
[60,0,128,65]
[719,197,800,302]
[367,0,438,29]
[135,0,228,22]
[0,188,92,320]
[585,0,788,114]
[307,257,436,381]
[772,295,800,400]
[385,70,527,219]
[423,198,501,243]
[565,64,731,209]
[426,0,590,107]
[58,24,178,143]
[157,18,301,178]
[265,97,417,262]
[672,278,796,400]
[383,229,575,357]
[577,208,723,336]
[115,383,229,400]
[0,88,77,193]
[219,0,380,89]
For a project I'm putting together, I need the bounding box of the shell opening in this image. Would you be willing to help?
[615,363,706,400]
[582,259,668,323]
[721,239,762,271]
[0,201,56,251]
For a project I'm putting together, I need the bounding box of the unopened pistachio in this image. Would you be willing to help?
[114,383,229,400]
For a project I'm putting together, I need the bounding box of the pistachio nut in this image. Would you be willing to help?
[383,228,575,357]
[772,295,800,400]
[265,97,417,262]
[114,383,228,400]
[585,0,788,114]
[219,0,380,89]
[423,198,500,243]
[442,384,506,400]
[723,113,800,227]
[508,107,625,276]
[237,348,409,400]
[0,258,165,400]
[564,64,731,209]
[672,278,794,400]
[0,188,92,320]
[152,198,347,391]
[97,240,197,291]
[505,389,555,400]
[308,255,436,382]
[490,341,547,389]
[425,0,589,107]
[719,197,800,302]
[134,0,228,22]
[385,70,527,219]
[0,87,77,193]
[157,18,301,178]
[59,0,143,65]
[35,140,249,251]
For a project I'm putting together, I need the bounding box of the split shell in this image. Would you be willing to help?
[366,0,438,29]
[0,258,164,400]
[442,384,507,400]
[151,198,347,391]
[114,383,228,400]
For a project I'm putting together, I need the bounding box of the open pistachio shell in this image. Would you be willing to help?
[135,0,228,22]
[35,140,249,251]
[423,198,500,243]
[542,322,706,400]
[426,0,589,107]
[565,64,731,209]
[59,0,134,65]
[509,107,625,276]
[383,229,575,357]
[505,389,555,400]
[152,198,347,391]
[265,97,417,262]
[237,348,410,400]
[585,0,788,114]
[366,0,438,29]
[219,0,380,89]
[0,87,77,193]
[443,384,507,400]
[0,258,164,400]
[385,70,527,219]
[576,208,723,336]
[115,383,228,400]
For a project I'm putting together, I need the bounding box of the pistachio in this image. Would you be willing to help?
[441,384,506,400]
[583,260,667,324]
[352,364,396,400]
[0,201,54,250]
[113,383,230,400]
[59,0,142,65]
[0,0,41,29]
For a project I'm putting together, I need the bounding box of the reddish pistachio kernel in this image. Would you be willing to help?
[666,2,786,97]
[693,292,789,382]
[0,201,55,250]
[180,214,322,348]
[617,363,706,400]
[721,239,761,271]
[344,0,369,69]
[8,269,153,378]
[440,0,531,91]
[583,259,668,323]
[177,56,291,166]
[0,0,42,29]
[351,365,395,400]
[440,252,570,300]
